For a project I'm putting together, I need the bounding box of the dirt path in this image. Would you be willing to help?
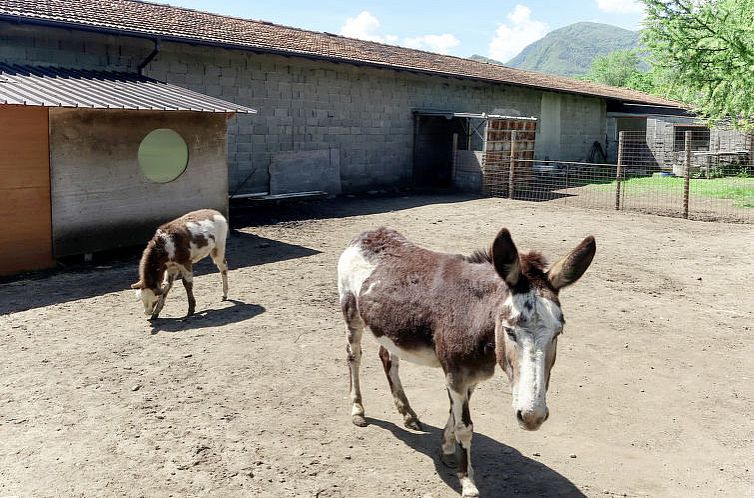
[2,194,753,497]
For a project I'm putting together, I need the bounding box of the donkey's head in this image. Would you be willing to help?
[491,229,595,431]
[130,280,163,316]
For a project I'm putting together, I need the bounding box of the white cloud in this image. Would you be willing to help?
[340,11,384,42]
[488,4,549,62]
[339,11,460,54]
[595,0,644,14]
[403,34,460,54]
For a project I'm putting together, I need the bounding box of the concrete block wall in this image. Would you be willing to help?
[148,45,544,194]
[0,21,153,71]
[2,21,608,194]
[646,116,698,169]
[556,93,607,162]
[710,128,749,153]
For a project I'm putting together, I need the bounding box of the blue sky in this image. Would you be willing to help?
[165,0,645,61]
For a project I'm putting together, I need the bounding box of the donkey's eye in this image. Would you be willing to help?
[505,327,517,340]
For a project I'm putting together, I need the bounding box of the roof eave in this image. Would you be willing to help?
[1,13,685,109]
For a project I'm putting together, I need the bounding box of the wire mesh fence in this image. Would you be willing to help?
[481,129,753,223]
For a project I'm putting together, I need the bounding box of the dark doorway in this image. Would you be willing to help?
[413,115,465,188]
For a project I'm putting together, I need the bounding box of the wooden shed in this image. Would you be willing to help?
[0,64,255,275]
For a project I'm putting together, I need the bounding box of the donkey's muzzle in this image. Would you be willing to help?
[516,407,549,431]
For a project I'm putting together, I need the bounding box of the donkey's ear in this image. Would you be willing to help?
[491,228,521,288]
[130,281,143,289]
[548,236,596,290]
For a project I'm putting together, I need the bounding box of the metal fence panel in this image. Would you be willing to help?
[489,129,752,224]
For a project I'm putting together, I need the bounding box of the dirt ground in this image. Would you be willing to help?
[1,194,753,498]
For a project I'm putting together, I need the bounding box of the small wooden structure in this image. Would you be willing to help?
[480,117,537,197]
[0,105,53,274]
[0,64,255,275]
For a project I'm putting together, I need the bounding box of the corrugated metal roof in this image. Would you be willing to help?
[0,0,685,109]
[0,64,256,113]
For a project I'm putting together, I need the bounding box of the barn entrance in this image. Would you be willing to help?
[412,112,467,188]
[0,106,54,274]
[413,110,537,194]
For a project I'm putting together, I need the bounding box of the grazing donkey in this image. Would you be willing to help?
[131,209,229,319]
[337,227,595,497]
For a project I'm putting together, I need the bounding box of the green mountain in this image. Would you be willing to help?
[469,54,505,65]
[503,22,641,77]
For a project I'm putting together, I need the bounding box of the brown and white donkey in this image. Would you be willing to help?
[132,209,229,319]
[337,227,595,497]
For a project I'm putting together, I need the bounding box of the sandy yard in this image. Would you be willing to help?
[1,194,752,498]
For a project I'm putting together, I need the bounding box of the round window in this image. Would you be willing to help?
[138,129,189,183]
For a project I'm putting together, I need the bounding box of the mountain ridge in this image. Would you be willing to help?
[470,22,641,77]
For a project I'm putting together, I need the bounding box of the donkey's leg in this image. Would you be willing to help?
[440,383,477,468]
[378,346,422,431]
[342,292,367,427]
[151,271,177,319]
[181,265,197,316]
[447,379,479,498]
[211,247,228,300]
[440,391,457,467]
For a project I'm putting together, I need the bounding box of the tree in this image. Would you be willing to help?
[582,49,646,88]
[642,0,754,129]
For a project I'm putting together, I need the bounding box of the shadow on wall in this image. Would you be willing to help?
[0,231,319,315]
[368,418,586,498]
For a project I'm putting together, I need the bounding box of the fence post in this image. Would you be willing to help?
[615,131,625,210]
[684,130,691,219]
[509,130,517,199]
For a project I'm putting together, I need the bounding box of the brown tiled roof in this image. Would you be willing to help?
[0,0,684,108]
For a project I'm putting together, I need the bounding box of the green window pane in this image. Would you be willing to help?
[138,129,189,183]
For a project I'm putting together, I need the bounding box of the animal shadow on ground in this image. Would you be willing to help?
[367,418,586,498]
[148,299,265,334]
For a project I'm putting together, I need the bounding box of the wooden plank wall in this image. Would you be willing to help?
[0,105,54,275]
[482,118,536,197]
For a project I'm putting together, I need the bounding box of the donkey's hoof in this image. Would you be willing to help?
[352,414,368,427]
[461,479,480,498]
[404,417,423,431]
[440,451,457,468]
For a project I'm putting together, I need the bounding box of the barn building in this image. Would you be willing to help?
[0,0,685,201]
[0,64,253,275]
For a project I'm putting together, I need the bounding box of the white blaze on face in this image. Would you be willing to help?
[140,288,159,315]
[504,292,563,427]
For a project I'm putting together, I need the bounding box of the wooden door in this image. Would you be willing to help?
[0,106,54,274]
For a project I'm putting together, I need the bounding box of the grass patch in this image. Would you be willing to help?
[596,176,754,208]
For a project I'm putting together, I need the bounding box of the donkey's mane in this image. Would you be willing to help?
[463,248,549,274]
[464,249,493,264]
